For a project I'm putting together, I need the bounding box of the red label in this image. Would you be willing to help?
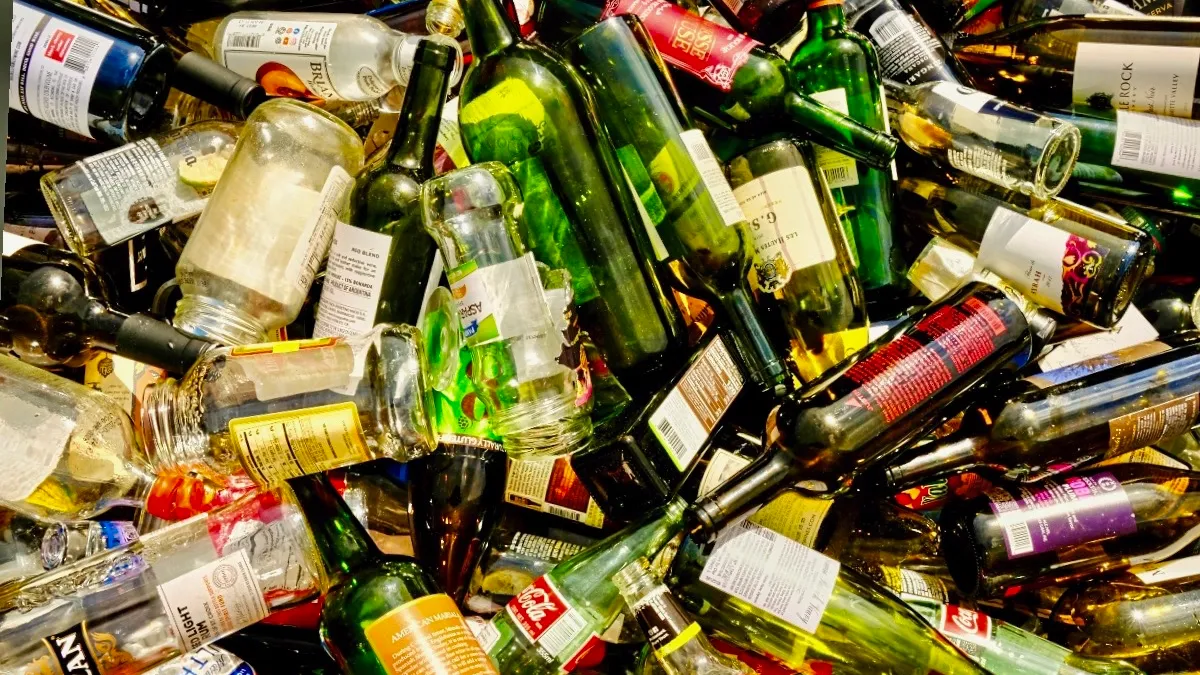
[939,605,992,644]
[561,633,606,672]
[599,0,760,92]
[506,576,572,642]
[1061,234,1107,316]
[44,30,75,62]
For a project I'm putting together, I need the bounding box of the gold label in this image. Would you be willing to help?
[1107,393,1200,456]
[748,490,834,548]
[363,594,498,675]
[229,402,370,486]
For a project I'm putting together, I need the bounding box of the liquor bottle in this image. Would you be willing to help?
[613,557,754,675]
[788,0,902,302]
[533,0,900,170]
[187,12,463,103]
[897,177,1155,327]
[885,80,1081,199]
[288,473,498,675]
[427,0,467,37]
[565,16,788,395]
[10,0,174,144]
[41,120,239,257]
[140,326,436,489]
[312,40,457,338]
[170,52,267,120]
[0,512,137,591]
[146,647,256,675]
[940,463,1200,598]
[885,333,1200,487]
[476,498,687,673]
[101,0,387,26]
[726,138,870,384]
[1007,0,1142,23]
[665,516,989,675]
[844,0,969,86]
[687,282,1042,540]
[952,16,1200,119]
[173,98,364,346]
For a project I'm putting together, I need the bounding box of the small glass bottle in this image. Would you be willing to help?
[427,0,467,37]
[173,98,365,345]
[141,326,435,489]
[422,163,593,457]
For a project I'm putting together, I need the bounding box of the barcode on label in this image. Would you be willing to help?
[545,503,585,523]
[656,420,689,464]
[1004,520,1034,556]
[64,36,100,74]
[872,15,906,44]
[824,166,851,183]
[227,34,263,49]
[538,608,587,657]
[1118,130,1144,163]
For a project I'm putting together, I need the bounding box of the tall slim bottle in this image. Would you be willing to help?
[844,0,968,86]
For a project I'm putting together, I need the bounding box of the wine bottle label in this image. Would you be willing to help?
[10,4,115,138]
[40,623,133,675]
[976,207,1109,315]
[679,129,747,226]
[505,456,606,528]
[156,549,270,651]
[283,166,354,298]
[505,576,591,661]
[1107,393,1200,456]
[931,82,995,113]
[1133,553,1200,583]
[1072,43,1200,119]
[697,448,754,497]
[1111,111,1200,180]
[733,165,838,293]
[699,515,840,634]
[866,10,950,86]
[174,646,255,675]
[363,593,499,675]
[227,402,372,486]
[987,471,1137,559]
[1097,447,1189,470]
[1032,306,1160,376]
[747,491,834,548]
[648,335,745,471]
[438,97,471,170]
[599,0,760,93]
[230,338,357,401]
[808,88,862,188]
[448,253,545,345]
[312,222,393,338]
[880,566,948,603]
[1026,333,1167,389]
[631,586,702,656]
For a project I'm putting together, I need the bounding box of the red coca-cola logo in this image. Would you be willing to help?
[507,576,569,641]
[940,605,991,643]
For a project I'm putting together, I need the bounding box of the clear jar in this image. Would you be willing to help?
[141,326,435,488]
[174,99,364,345]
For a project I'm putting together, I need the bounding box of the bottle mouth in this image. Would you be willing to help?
[174,294,268,346]
[1032,122,1081,201]
[939,506,985,599]
[496,399,592,457]
[140,377,182,473]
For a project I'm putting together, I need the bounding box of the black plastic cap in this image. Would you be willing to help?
[173,52,268,119]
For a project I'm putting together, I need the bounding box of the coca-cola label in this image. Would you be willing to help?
[938,605,992,646]
[506,576,572,643]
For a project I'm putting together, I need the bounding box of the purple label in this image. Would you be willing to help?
[988,471,1136,559]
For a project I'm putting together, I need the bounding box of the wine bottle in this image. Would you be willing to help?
[844,0,969,86]
[788,0,903,302]
[170,52,267,120]
[533,0,900,170]
[940,463,1200,598]
[1007,0,1142,24]
[11,0,174,144]
[566,15,788,394]
[886,333,1200,486]
[312,40,456,338]
[726,138,870,384]
[886,80,1081,199]
[687,282,1041,540]
[289,473,498,675]
[952,16,1200,119]
[897,176,1155,327]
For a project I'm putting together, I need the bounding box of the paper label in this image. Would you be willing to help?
[228,402,371,486]
[439,97,470,169]
[505,456,605,528]
[1097,447,1189,470]
[1108,393,1200,455]
[697,449,754,497]
[880,567,948,602]
[1034,307,1159,374]
[1072,43,1200,119]
[231,338,356,401]
[1111,111,1200,180]
[41,624,119,675]
[808,88,861,188]
[10,3,114,137]
[1133,554,1200,583]
[156,549,270,650]
[988,471,1137,559]
[868,10,951,85]
[283,166,354,297]
[505,576,589,660]
[0,397,74,501]
[938,605,992,646]
[931,82,996,112]
[313,222,393,338]
[448,253,545,345]
[648,336,745,471]
[364,594,498,675]
[679,129,745,226]
[734,165,838,294]
[747,491,834,548]
[699,516,839,634]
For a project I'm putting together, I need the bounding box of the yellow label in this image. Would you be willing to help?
[230,337,337,357]
[459,78,545,129]
[229,402,370,486]
[748,490,834,548]
[363,594,498,675]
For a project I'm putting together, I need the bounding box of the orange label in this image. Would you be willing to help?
[363,594,499,675]
[229,337,337,357]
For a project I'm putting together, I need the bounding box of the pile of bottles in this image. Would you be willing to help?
[6,0,1200,673]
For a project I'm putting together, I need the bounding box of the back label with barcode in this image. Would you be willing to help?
[1111,111,1200,180]
[808,88,862,188]
[987,472,1136,560]
[649,336,745,471]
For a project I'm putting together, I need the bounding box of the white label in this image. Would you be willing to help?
[931,82,996,113]
[734,166,838,293]
[649,336,744,471]
[312,222,393,338]
[679,129,746,226]
[219,19,373,100]
[697,449,754,498]
[1111,110,1200,180]
[976,208,1070,313]
[156,549,270,651]
[504,456,606,528]
[1037,306,1158,371]
[233,341,358,401]
[449,253,547,345]
[10,4,115,137]
[699,515,839,634]
[472,617,502,652]
[2,231,42,254]
[809,88,861,188]
[1073,43,1200,119]
[1134,554,1200,583]
[0,398,74,502]
[1096,0,1144,13]
[438,97,470,169]
[283,166,354,297]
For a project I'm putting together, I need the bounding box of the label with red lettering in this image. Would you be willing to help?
[505,576,590,664]
[987,471,1137,559]
[939,605,993,646]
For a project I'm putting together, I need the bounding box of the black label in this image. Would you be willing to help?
[44,624,102,675]
[635,588,697,653]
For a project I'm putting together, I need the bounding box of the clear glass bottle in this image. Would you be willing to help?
[173,98,365,346]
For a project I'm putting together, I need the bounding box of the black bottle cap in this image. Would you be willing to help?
[115,313,215,375]
[172,52,268,119]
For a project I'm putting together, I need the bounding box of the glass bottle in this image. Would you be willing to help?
[885,80,1081,199]
[141,326,435,489]
[289,473,498,675]
[422,163,594,456]
[788,0,902,304]
[897,176,1155,327]
[173,98,364,346]
[613,557,754,675]
[843,0,968,87]
[0,512,137,593]
[427,0,467,37]
[10,0,174,144]
[1007,0,1142,23]
[952,16,1200,119]
[312,40,458,339]
[102,0,386,27]
[726,138,870,384]
[701,0,809,44]
[170,52,268,120]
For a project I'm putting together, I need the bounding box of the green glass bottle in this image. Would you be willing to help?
[288,473,500,675]
[788,0,902,305]
[312,40,458,338]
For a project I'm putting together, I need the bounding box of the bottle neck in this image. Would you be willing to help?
[885,433,992,489]
[461,0,518,60]
[687,445,807,542]
[287,473,380,579]
[386,58,454,177]
[806,2,846,33]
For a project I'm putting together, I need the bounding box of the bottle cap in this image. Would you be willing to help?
[172,52,268,119]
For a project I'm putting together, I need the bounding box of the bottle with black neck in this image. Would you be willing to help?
[312,40,458,339]
[843,0,969,87]
[288,473,499,675]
